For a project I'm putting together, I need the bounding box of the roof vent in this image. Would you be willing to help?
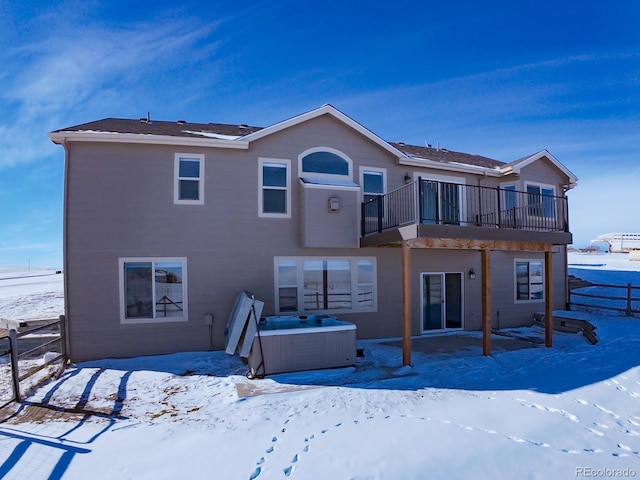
[177,120,186,124]
[140,112,151,124]
[239,124,249,129]
[398,141,405,145]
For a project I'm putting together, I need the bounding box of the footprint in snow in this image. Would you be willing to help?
[594,404,620,419]
[560,448,582,454]
[249,467,262,480]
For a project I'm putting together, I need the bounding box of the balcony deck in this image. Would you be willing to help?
[360,180,572,248]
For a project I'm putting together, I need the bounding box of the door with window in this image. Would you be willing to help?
[415,175,463,225]
[421,272,463,331]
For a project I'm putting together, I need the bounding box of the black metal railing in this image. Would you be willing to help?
[361,179,569,236]
[361,181,418,235]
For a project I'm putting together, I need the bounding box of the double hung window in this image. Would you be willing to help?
[361,168,385,203]
[259,159,290,217]
[175,154,204,204]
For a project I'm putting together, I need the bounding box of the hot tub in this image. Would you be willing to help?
[247,315,356,376]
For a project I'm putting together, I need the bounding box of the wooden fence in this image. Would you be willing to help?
[569,281,640,317]
[0,315,66,406]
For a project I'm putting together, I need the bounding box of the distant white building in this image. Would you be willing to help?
[590,233,640,252]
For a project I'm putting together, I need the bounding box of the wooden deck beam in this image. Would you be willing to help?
[545,249,553,347]
[406,237,551,252]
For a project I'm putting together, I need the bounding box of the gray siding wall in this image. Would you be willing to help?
[301,184,359,247]
[64,115,571,361]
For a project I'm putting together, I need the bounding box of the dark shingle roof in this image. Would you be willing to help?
[390,142,505,169]
[52,118,263,138]
[54,118,506,169]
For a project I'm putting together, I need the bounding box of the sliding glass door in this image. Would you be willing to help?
[421,272,463,331]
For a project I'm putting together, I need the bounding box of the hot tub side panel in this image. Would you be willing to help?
[249,328,356,375]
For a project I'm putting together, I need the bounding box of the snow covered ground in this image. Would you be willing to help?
[0,255,638,479]
[0,268,64,322]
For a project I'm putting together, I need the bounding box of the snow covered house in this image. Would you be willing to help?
[49,105,578,362]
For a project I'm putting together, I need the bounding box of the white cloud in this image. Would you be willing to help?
[0,11,224,169]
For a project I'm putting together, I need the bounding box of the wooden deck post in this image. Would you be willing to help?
[545,249,553,347]
[402,241,412,366]
[481,248,492,356]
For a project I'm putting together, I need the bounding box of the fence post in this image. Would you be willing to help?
[59,314,67,359]
[9,329,20,402]
[627,283,632,316]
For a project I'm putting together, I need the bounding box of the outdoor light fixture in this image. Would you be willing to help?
[404,173,411,184]
[329,197,340,213]
[468,268,476,279]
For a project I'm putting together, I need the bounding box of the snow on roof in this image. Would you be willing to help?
[181,130,241,140]
[299,177,360,188]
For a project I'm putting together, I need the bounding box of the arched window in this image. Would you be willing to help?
[299,148,352,179]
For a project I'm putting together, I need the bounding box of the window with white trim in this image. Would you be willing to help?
[515,260,544,302]
[360,167,386,203]
[275,257,376,313]
[119,257,188,323]
[259,158,290,217]
[299,147,352,180]
[175,154,204,204]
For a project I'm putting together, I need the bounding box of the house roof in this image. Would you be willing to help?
[50,118,263,139]
[49,105,577,187]
[500,150,578,187]
[389,143,505,169]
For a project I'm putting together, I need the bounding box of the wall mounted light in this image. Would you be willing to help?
[404,173,412,184]
[468,268,476,279]
[329,197,340,213]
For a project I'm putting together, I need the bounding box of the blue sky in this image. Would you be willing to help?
[1,0,640,267]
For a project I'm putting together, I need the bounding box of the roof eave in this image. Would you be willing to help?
[47,131,250,149]
[500,149,578,188]
[399,156,502,176]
